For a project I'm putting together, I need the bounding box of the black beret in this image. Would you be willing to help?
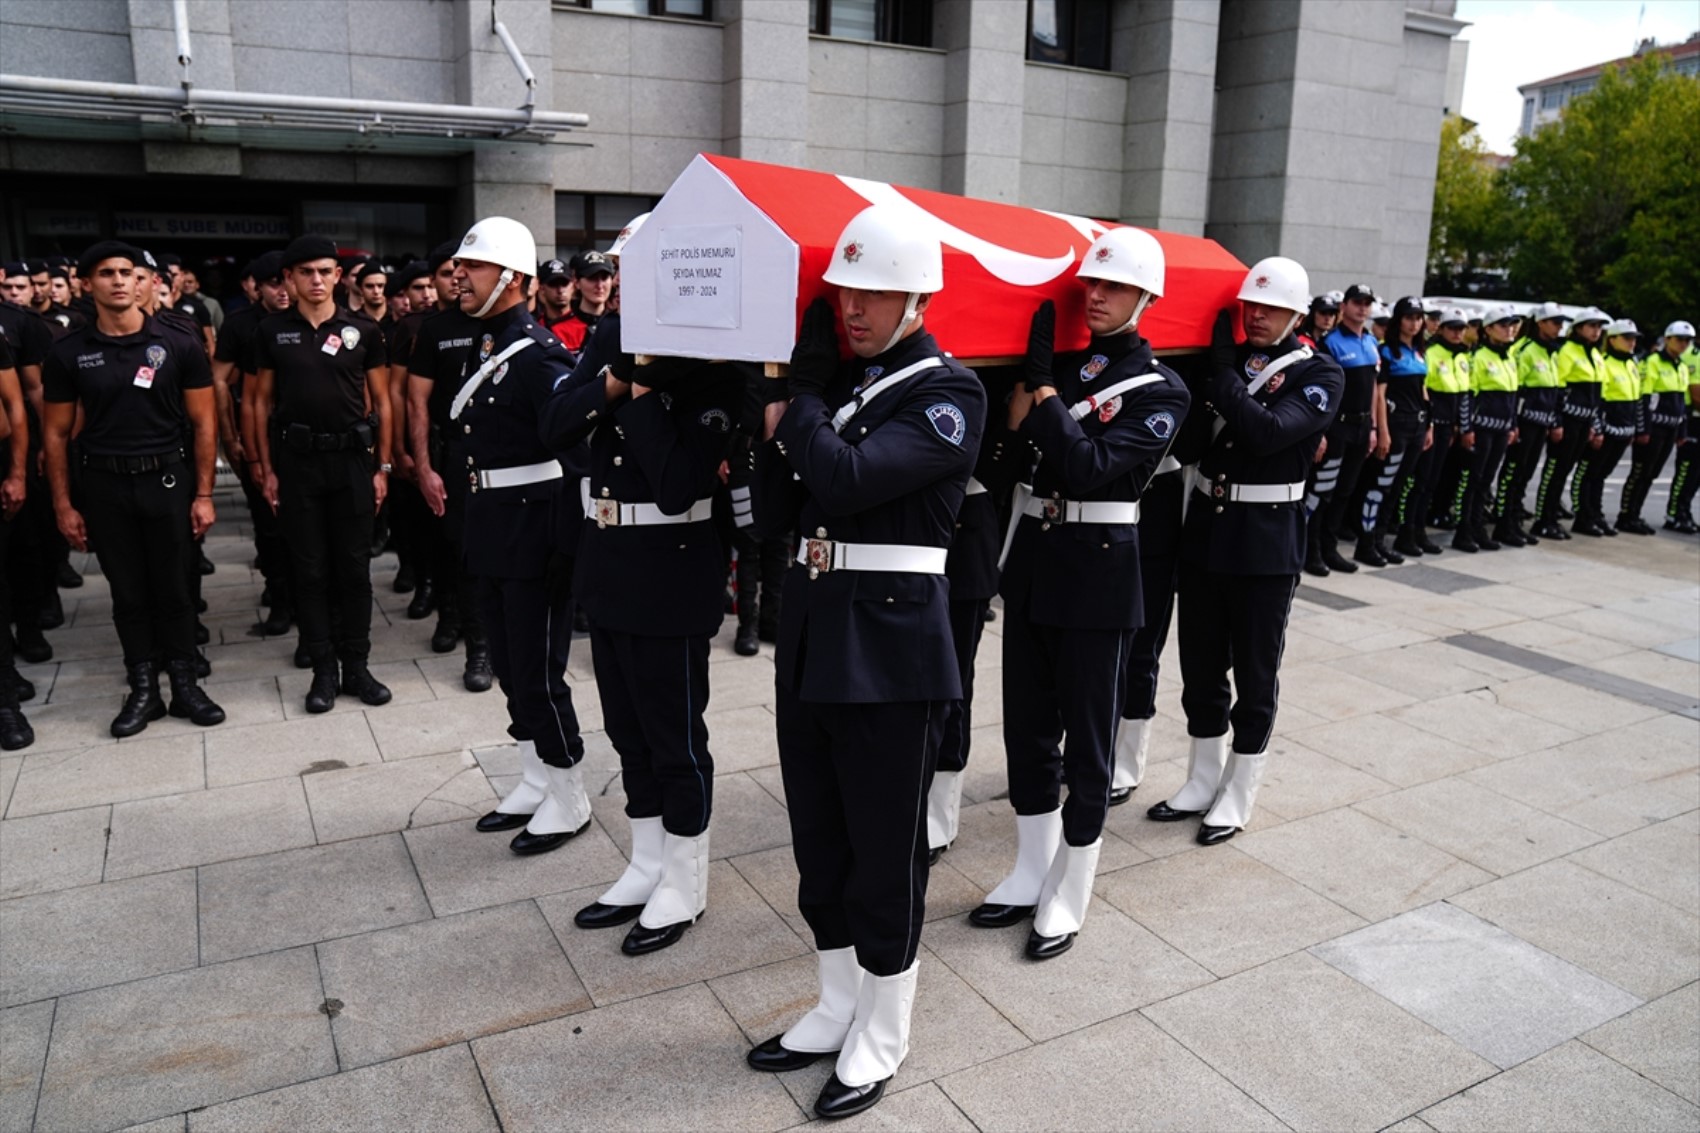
[427,240,460,272]
[1,261,28,278]
[281,236,341,269]
[250,251,285,283]
[157,252,182,269]
[75,241,144,277]
[392,260,432,289]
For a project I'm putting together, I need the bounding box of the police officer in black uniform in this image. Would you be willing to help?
[743,206,984,1121]
[725,368,792,657]
[436,217,595,857]
[544,311,743,956]
[40,241,225,736]
[0,269,57,665]
[0,336,32,750]
[972,228,1189,961]
[251,235,393,714]
[1149,257,1343,844]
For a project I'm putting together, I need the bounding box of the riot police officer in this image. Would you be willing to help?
[442,217,595,857]
[41,241,224,736]
[542,305,742,952]
[972,227,1189,962]
[743,206,984,1121]
[1149,257,1344,844]
[251,235,393,713]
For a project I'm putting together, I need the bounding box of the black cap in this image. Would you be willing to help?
[574,251,614,278]
[353,258,388,281]
[1,261,28,279]
[392,260,432,289]
[45,254,72,269]
[427,240,460,273]
[1310,294,1339,314]
[1342,283,1375,304]
[538,258,570,283]
[75,241,144,277]
[1391,296,1424,323]
[250,251,285,284]
[48,266,69,281]
[158,252,182,270]
[281,235,341,269]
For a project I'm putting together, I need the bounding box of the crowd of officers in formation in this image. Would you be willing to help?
[0,206,1693,1121]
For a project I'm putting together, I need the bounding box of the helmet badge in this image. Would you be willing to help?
[842,241,863,264]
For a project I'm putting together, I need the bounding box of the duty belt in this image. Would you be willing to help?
[471,459,562,492]
[1020,495,1141,525]
[83,450,183,474]
[1195,479,1306,504]
[797,539,947,577]
[589,495,714,528]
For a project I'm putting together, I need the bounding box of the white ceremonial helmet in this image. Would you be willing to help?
[1077,227,1165,334]
[457,216,537,317]
[1236,256,1311,340]
[1604,318,1638,338]
[1663,320,1695,338]
[823,204,944,294]
[608,211,650,261]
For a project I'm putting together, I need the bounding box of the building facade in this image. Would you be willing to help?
[1517,33,1700,138]
[1,0,1465,299]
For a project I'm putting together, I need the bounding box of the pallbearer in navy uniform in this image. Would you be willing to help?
[971,228,1189,960]
[447,217,593,857]
[1148,257,1343,844]
[744,205,984,1121]
[543,305,744,957]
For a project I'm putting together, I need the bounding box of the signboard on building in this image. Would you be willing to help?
[113,213,291,240]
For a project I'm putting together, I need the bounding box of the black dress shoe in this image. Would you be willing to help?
[1025,927,1076,960]
[1451,532,1479,552]
[1320,544,1358,573]
[1302,548,1331,577]
[37,593,64,630]
[1617,515,1655,536]
[968,902,1033,928]
[816,1074,887,1120]
[747,1035,830,1073]
[733,624,760,656]
[56,560,83,589]
[1108,785,1133,806]
[509,817,592,856]
[1352,538,1387,568]
[430,617,459,654]
[340,666,392,706]
[475,808,533,833]
[6,670,35,702]
[1475,531,1501,551]
[393,561,415,594]
[0,705,34,751]
[194,621,211,645]
[1393,531,1425,558]
[14,627,52,665]
[1197,824,1240,846]
[1599,521,1618,536]
[1665,516,1700,534]
[260,606,292,637]
[305,667,339,714]
[575,900,646,929]
[1530,520,1566,540]
[407,582,436,621]
[1146,800,1206,822]
[622,916,694,955]
[1571,518,1605,537]
[198,549,216,575]
[1417,533,1444,554]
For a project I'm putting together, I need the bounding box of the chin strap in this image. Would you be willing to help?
[880,293,922,355]
[1277,312,1301,341]
[1113,291,1155,336]
[471,268,515,318]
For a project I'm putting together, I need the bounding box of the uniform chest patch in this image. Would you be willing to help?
[1145,410,1175,438]
[854,366,883,396]
[1245,353,1269,378]
[1097,396,1123,422]
[146,345,167,369]
[1081,354,1108,381]
[926,403,966,445]
[341,327,360,351]
[1303,385,1330,412]
[699,407,731,432]
[479,333,494,360]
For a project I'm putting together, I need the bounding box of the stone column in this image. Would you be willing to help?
[935,0,1024,202]
[719,0,809,166]
[1113,0,1218,234]
[453,0,557,255]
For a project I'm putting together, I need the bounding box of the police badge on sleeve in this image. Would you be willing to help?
[926,403,967,445]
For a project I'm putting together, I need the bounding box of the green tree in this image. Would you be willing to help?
[1426,115,1511,293]
[1502,53,1700,328]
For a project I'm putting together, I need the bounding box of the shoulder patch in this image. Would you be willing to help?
[1144,410,1175,438]
[1303,385,1330,412]
[699,407,731,433]
[926,402,967,446]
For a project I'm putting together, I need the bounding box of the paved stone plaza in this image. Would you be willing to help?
[1,488,1696,1133]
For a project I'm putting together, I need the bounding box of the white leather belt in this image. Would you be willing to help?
[796,539,947,576]
[1195,480,1306,504]
[589,496,714,527]
[965,477,988,496]
[475,459,562,491]
[1021,495,1140,524]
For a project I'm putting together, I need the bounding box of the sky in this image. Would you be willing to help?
[1456,0,1699,151]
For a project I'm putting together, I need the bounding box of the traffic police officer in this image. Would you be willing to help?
[0,336,31,750]
[251,235,393,713]
[443,217,595,857]
[1494,301,1566,546]
[1531,308,1609,539]
[972,227,1189,962]
[1304,284,1379,576]
[1400,308,1471,554]
[543,303,742,953]
[1619,320,1690,534]
[1572,318,1643,537]
[1451,305,1521,552]
[743,206,983,1121]
[1658,322,1698,533]
[41,241,225,736]
[1149,257,1344,844]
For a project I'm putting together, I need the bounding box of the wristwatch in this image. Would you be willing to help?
[379,463,393,473]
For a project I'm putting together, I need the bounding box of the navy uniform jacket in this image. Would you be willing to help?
[752,329,985,704]
[456,304,577,580]
[944,364,1015,604]
[1181,337,1345,576]
[544,315,744,638]
[995,332,1190,630]
[1139,355,1215,562]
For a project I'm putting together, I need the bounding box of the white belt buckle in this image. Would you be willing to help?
[804,538,834,578]
[592,499,621,528]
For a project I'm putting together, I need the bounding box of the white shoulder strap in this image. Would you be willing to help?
[832,356,944,434]
[1209,345,1313,441]
[450,337,536,421]
[1069,370,1165,421]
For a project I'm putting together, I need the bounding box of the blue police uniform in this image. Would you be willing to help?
[996,331,1190,849]
[1351,338,1428,561]
[752,327,984,977]
[455,304,586,771]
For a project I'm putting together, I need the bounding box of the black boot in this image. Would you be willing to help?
[195,648,211,679]
[1531,518,1570,541]
[5,667,34,703]
[166,659,225,726]
[734,622,759,656]
[1320,540,1358,573]
[1303,541,1331,577]
[259,604,292,636]
[340,661,393,706]
[1352,534,1388,568]
[198,548,216,575]
[37,591,64,630]
[1492,519,1526,548]
[393,559,416,594]
[294,639,313,669]
[406,579,436,621]
[1474,524,1501,551]
[1617,514,1656,536]
[463,640,494,693]
[430,611,459,654]
[111,662,167,737]
[0,674,32,750]
[56,560,83,589]
[13,625,51,664]
[305,662,340,713]
[1665,513,1699,534]
[1376,535,1405,565]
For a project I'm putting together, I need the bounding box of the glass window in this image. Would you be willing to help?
[575,0,711,18]
[1027,0,1110,70]
[1539,86,1562,110]
[555,192,659,255]
[812,0,931,47]
[1520,98,1534,134]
